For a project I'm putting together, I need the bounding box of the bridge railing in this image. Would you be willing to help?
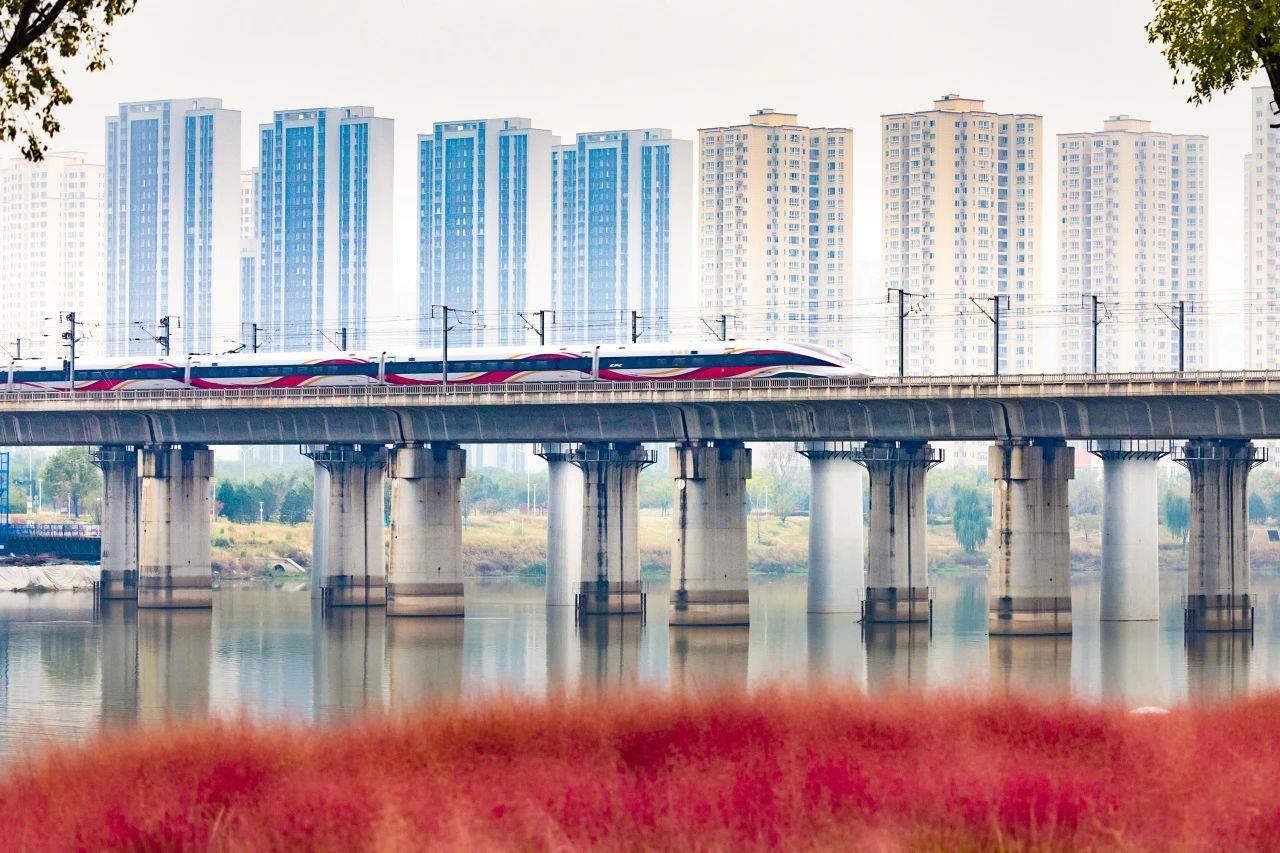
[0,522,100,539]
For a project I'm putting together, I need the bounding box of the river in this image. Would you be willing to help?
[0,570,1275,762]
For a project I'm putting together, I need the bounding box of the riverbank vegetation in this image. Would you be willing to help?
[186,457,1280,578]
[5,687,1280,848]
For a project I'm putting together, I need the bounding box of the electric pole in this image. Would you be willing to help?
[158,315,172,356]
[1084,294,1112,374]
[701,314,736,342]
[629,310,643,344]
[519,310,555,346]
[431,305,479,385]
[251,323,260,354]
[886,288,925,377]
[1156,300,1186,372]
[60,312,80,392]
[134,315,178,357]
[969,294,1008,377]
[1178,299,1186,372]
[320,326,350,352]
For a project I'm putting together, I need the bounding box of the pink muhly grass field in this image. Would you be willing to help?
[2,687,1279,849]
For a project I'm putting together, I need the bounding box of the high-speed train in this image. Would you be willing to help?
[1,340,873,393]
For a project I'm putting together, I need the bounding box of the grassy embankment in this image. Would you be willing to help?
[5,688,1280,848]
[211,510,1280,579]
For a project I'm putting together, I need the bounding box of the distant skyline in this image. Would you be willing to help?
[0,0,1261,366]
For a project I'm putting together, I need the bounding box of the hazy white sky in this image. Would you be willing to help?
[19,0,1260,364]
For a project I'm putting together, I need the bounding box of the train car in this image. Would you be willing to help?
[0,340,873,393]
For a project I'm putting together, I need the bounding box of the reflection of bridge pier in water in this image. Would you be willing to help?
[669,627,749,692]
[387,617,464,710]
[99,600,139,726]
[1186,632,1251,703]
[545,606,581,694]
[989,635,1072,696]
[806,614,865,687]
[312,605,386,719]
[137,609,211,722]
[577,615,643,691]
[864,622,929,694]
[1099,621,1164,707]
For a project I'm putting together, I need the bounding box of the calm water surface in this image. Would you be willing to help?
[0,570,1274,762]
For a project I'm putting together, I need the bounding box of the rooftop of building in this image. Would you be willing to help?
[697,107,851,133]
[881,94,1041,119]
[269,105,379,120]
[109,97,229,118]
[1057,115,1207,139]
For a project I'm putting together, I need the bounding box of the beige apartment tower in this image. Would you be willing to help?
[882,95,1043,376]
[0,152,105,359]
[1246,86,1280,368]
[698,109,854,350]
[1058,117,1207,373]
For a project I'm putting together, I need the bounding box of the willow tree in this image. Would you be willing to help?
[0,0,138,160]
[1149,1,1280,123]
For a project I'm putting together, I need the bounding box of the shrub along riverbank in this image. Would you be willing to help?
[5,688,1280,848]
[210,511,1251,580]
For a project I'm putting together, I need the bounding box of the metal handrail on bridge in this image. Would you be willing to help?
[0,522,100,538]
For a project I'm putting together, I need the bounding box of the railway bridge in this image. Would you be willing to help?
[8,370,1278,635]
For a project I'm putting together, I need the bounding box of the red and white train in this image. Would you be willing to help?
[2,340,873,392]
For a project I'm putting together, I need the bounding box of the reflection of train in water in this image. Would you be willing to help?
[3,340,874,392]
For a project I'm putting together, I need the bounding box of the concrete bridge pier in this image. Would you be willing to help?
[988,438,1074,636]
[138,444,213,609]
[572,442,653,616]
[797,442,864,614]
[387,443,465,616]
[92,445,139,600]
[859,440,941,623]
[669,440,751,626]
[1175,439,1265,632]
[310,463,329,600]
[537,444,584,607]
[1092,440,1170,621]
[306,444,388,607]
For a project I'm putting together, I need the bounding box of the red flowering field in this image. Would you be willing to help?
[2,688,1278,850]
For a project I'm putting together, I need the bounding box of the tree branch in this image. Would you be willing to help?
[24,0,73,51]
[0,0,45,68]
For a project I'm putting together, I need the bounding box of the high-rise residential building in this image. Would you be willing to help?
[257,106,394,352]
[0,153,105,359]
[551,129,692,343]
[239,168,260,349]
[418,117,557,347]
[698,109,853,350]
[1245,86,1280,369]
[882,95,1043,375]
[105,98,240,357]
[1058,116,1208,373]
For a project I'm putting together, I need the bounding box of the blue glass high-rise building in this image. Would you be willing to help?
[239,168,260,343]
[551,129,691,344]
[257,106,393,352]
[418,118,557,347]
[105,98,241,356]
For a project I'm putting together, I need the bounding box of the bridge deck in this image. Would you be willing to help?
[0,372,1277,445]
